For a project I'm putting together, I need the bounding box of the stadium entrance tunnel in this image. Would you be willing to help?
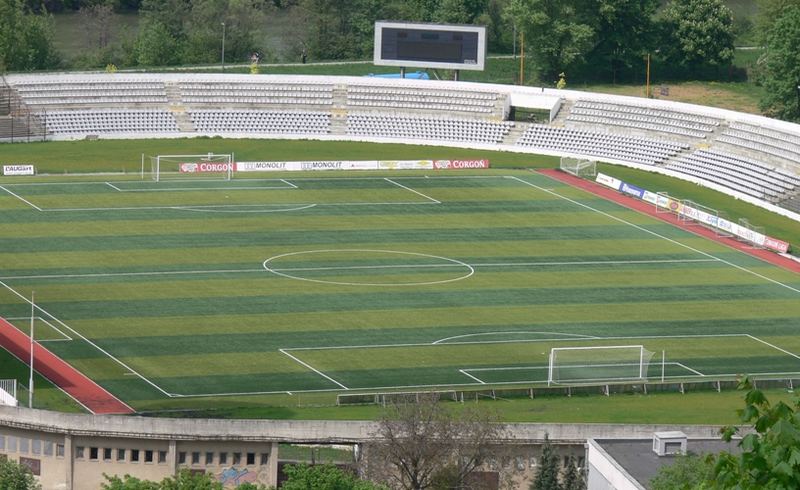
[262,249,474,286]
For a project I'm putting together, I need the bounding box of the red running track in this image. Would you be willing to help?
[0,317,134,414]
[539,168,800,274]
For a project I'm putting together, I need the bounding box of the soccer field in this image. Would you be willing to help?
[1,170,799,410]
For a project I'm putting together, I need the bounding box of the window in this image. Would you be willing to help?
[219,452,227,465]
[260,453,269,466]
[131,449,140,462]
[43,441,53,457]
[233,452,241,465]
[0,436,4,451]
[192,452,200,465]
[246,452,255,465]
[145,450,153,463]
[205,452,214,465]
[31,440,41,455]
[158,451,167,464]
[75,446,84,459]
[89,447,99,461]
[178,452,186,465]
[117,449,126,462]
[19,438,29,454]
[103,448,112,461]
[56,444,64,458]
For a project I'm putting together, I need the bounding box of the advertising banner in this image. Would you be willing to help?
[2,164,35,176]
[764,236,791,253]
[595,173,622,191]
[179,162,234,173]
[378,160,434,170]
[433,159,490,169]
[642,190,659,205]
[619,182,645,199]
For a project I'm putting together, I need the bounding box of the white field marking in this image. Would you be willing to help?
[37,200,438,213]
[0,268,264,281]
[282,333,757,353]
[0,185,43,211]
[263,249,474,287]
[173,204,317,214]
[280,179,298,189]
[675,362,705,376]
[0,279,170,401]
[746,334,800,361]
[5,316,72,341]
[433,331,599,344]
[384,178,440,203]
[470,258,718,267]
[459,369,486,384]
[278,348,349,390]
[105,182,296,192]
[105,182,123,191]
[510,175,800,295]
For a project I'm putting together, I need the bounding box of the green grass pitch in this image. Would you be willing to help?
[0,169,799,411]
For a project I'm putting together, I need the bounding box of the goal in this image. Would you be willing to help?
[560,157,597,179]
[547,345,654,386]
[150,153,234,182]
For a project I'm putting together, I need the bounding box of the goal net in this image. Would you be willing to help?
[548,345,655,386]
[560,157,597,179]
[150,153,233,182]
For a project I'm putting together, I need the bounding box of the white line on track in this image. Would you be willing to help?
[384,178,440,203]
[508,175,800,295]
[0,185,42,211]
[0,280,171,401]
[279,349,349,390]
[459,369,486,384]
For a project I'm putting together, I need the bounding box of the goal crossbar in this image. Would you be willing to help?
[149,153,233,182]
[548,345,654,386]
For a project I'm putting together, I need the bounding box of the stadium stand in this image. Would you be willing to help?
[566,100,720,139]
[516,124,687,165]
[42,109,179,134]
[348,113,512,143]
[13,79,167,106]
[180,81,333,106]
[191,110,331,134]
[347,85,501,116]
[718,121,800,166]
[666,149,798,201]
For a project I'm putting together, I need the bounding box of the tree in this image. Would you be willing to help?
[282,463,386,490]
[560,455,584,490]
[0,459,40,490]
[0,0,60,72]
[756,0,800,43]
[363,393,505,490]
[759,5,800,121]
[503,0,595,82]
[649,453,713,490]
[531,434,560,490]
[102,470,241,490]
[134,19,182,66]
[711,376,800,488]
[661,0,735,72]
[102,473,160,490]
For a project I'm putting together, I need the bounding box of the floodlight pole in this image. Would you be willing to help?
[29,291,34,408]
[221,22,226,73]
[646,53,651,98]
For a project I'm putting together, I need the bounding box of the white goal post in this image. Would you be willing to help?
[149,153,234,182]
[548,345,654,386]
[559,157,597,179]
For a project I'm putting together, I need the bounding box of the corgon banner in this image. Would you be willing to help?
[595,173,622,191]
[2,164,35,176]
[433,159,490,169]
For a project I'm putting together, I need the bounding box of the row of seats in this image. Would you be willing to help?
[347,113,512,144]
[180,82,332,92]
[719,122,800,165]
[349,85,497,101]
[190,110,330,134]
[567,113,708,139]
[516,125,686,165]
[574,100,720,126]
[347,86,497,114]
[667,150,797,200]
[182,96,332,105]
[41,110,179,133]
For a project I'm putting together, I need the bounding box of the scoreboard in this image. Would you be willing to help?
[374,21,486,71]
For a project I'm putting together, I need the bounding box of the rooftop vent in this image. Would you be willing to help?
[653,431,687,456]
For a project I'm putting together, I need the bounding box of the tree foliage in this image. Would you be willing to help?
[101,469,268,490]
[759,5,800,122]
[587,0,658,83]
[0,459,40,490]
[712,377,800,488]
[531,434,560,490]
[364,394,505,490]
[649,453,713,490]
[661,0,735,71]
[282,463,386,490]
[0,0,60,72]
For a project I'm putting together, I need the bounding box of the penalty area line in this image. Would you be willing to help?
[0,185,42,211]
[279,348,349,390]
[746,334,800,361]
[459,369,486,384]
[384,178,440,203]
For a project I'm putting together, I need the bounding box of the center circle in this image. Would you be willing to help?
[262,249,474,286]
